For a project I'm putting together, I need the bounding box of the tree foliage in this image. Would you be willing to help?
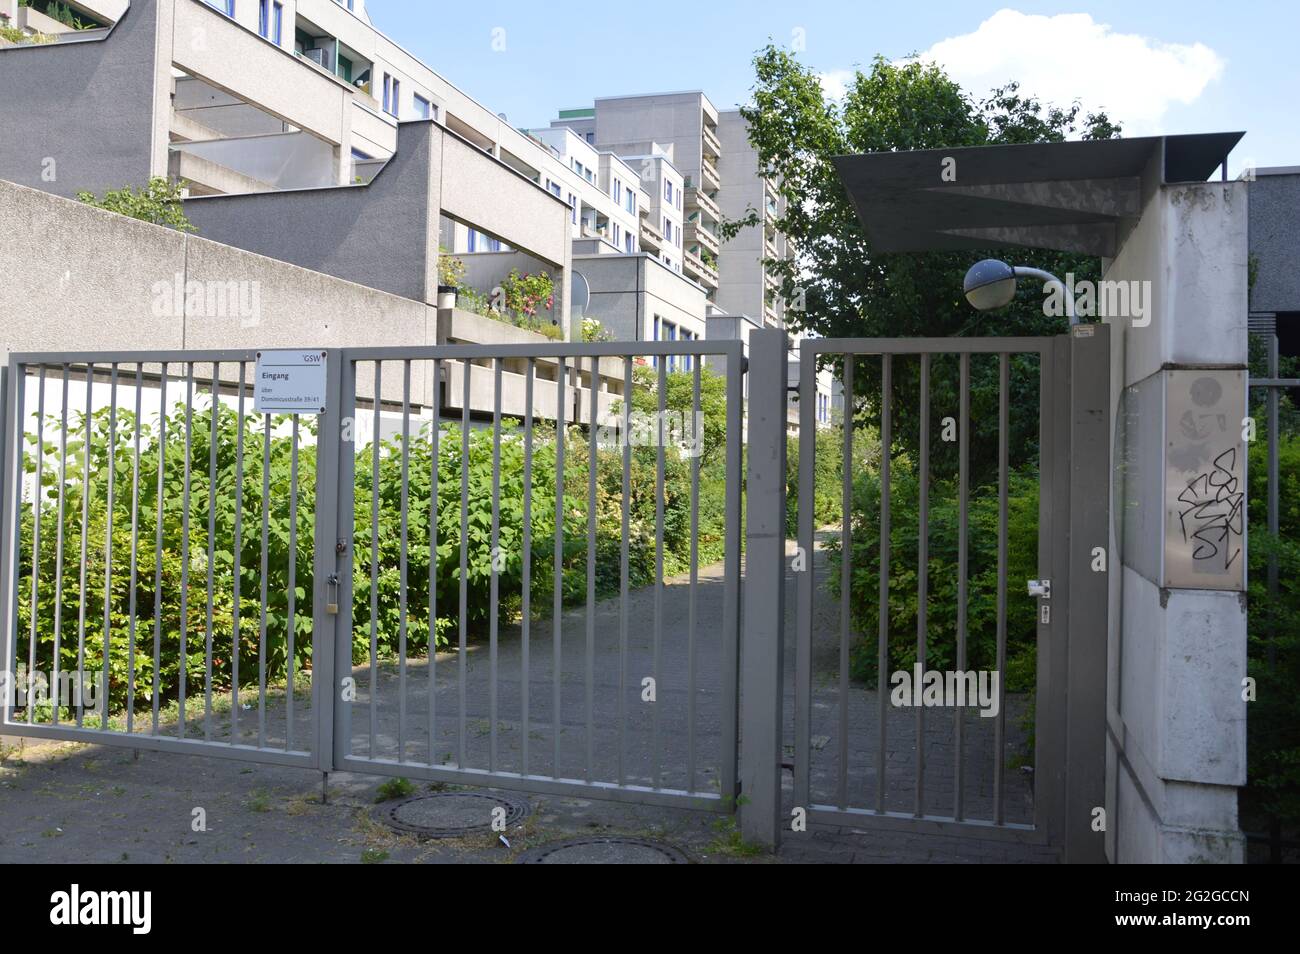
[77,177,197,233]
[729,48,1122,481]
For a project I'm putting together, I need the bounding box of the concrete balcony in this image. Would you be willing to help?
[437,309,625,424]
[685,186,720,221]
[701,157,721,191]
[173,0,352,153]
[640,219,665,251]
[169,132,337,194]
[170,148,272,196]
[684,219,719,256]
[682,249,719,290]
[702,122,722,159]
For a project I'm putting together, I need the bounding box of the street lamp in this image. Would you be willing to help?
[962,258,1077,325]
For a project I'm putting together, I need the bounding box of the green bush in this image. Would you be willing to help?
[785,424,848,537]
[14,367,735,717]
[826,458,1040,691]
[1244,429,1300,828]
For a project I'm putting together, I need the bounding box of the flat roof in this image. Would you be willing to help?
[832,132,1244,256]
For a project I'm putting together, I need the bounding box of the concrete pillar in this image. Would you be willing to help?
[1103,171,1249,863]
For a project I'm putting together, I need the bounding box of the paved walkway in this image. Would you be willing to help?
[0,538,1056,863]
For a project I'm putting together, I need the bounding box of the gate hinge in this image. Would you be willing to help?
[1027,579,1051,599]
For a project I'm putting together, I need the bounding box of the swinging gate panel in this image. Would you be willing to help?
[765,327,1109,861]
[0,340,745,813]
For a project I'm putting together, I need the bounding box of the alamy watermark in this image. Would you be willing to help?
[0,667,102,710]
[889,664,1001,719]
[1042,273,1151,327]
[151,273,261,327]
[595,410,705,458]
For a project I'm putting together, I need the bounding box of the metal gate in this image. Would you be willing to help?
[737,327,1109,862]
[0,340,744,812]
[0,330,1105,857]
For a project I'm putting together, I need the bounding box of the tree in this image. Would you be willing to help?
[727,48,1122,481]
[77,177,197,233]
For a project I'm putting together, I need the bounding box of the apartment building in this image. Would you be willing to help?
[717,108,788,329]
[552,92,723,301]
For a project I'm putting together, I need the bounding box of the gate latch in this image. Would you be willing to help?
[326,573,340,615]
[1027,579,1051,599]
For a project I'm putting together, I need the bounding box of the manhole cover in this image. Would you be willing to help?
[382,791,530,840]
[517,837,692,864]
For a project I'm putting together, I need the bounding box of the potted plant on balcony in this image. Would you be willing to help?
[437,248,465,310]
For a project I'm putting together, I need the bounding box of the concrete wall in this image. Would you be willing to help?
[1101,173,1249,863]
[575,253,706,342]
[184,119,434,302]
[183,120,572,335]
[0,177,434,404]
[0,0,158,198]
[716,110,766,321]
[1247,169,1300,314]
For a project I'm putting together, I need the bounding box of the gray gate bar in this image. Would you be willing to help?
[28,366,44,727]
[837,357,853,810]
[954,351,970,821]
[916,353,930,815]
[994,353,1009,824]
[877,353,892,813]
[52,367,69,723]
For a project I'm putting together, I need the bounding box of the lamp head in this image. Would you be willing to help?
[963,258,1017,311]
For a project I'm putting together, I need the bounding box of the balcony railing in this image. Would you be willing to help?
[686,186,721,221]
[685,220,719,255]
[702,123,722,158]
[639,220,664,249]
[683,249,719,288]
[701,157,721,190]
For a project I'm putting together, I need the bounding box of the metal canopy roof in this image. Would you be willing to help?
[832,132,1244,257]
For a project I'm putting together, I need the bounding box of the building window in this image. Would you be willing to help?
[614,179,622,204]
[624,232,634,254]
[626,190,636,214]
[383,75,400,117]
[568,194,577,225]
[258,0,269,37]
[613,224,620,247]
[206,0,235,16]
[414,94,432,119]
[665,180,672,203]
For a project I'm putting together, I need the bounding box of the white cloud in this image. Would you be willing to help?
[817,69,856,101]
[911,9,1225,133]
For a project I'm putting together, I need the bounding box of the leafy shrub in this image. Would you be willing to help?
[77,178,196,232]
[826,458,1041,691]
[1244,430,1300,828]
[14,366,735,718]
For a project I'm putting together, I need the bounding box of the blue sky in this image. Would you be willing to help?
[364,0,1298,171]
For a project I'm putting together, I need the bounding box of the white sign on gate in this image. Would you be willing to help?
[254,350,328,414]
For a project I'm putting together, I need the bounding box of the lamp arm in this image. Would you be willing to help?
[1013,266,1077,325]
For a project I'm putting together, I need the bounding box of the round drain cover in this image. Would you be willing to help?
[382,791,529,840]
[517,837,691,864]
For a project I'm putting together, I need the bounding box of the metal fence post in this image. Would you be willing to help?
[1065,323,1109,863]
[740,329,788,849]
